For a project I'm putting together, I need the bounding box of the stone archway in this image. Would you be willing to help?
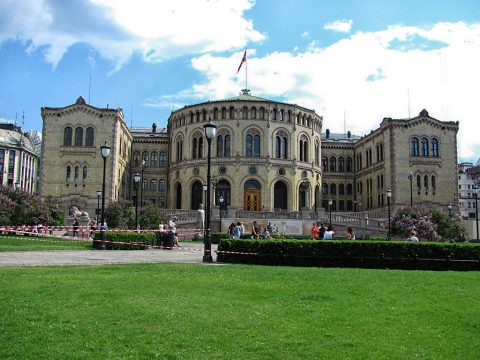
[273,181,287,210]
[244,179,261,211]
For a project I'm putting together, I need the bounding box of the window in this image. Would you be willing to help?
[299,135,308,162]
[417,175,421,194]
[339,183,345,195]
[221,107,227,119]
[315,140,319,166]
[330,183,337,195]
[338,157,345,172]
[159,179,166,191]
[82,166,87,181]
[275,130,288,159]
[150,152,157,167]
[192,132,203,159]
[176,138,183,162]
[421,138,429,156]
[74,166,79,182]
[143,179,148,191]
[246,129,260,157]
[85,127,94,146]
[66,166,71,181]
[322,183,328,194]
[150,179,157,191]
[242,106,248,119]
[216,130,231,157]
[431,175,436,193]
[229,106,235,119]
[74,127,83,146]
[214,108,218,120]
[411,137,419,156]
[251,107,256,119]
[431,138,439,157]
[424,175,429,193]
[322,156,328,172]
[259,107,265,119]
[159,152,167,167]
[142,151,148,166]
[330,156,336,172]
[346,157,353,172]
[347,184,353,195]
[64,127,72,146]
[133,152,140,167]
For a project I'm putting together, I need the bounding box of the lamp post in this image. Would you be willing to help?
[408,171,413,207]
[203,183,208,240]
[218,195,224,232]
[99,141,111,250]
[328,199,333,227]
[133,173,141,230]
[474,185,479,241]
[140,159,146,207]
[386,189,392,241]
[203,117,217,263]
[447,202,453,218]
[96,190,101,222]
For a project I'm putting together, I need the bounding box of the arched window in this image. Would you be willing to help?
[339,183,345,195]
[315,140,319,166]
[242,106,248,119]
[279,109,284,121]
[347,184,353,195]
[74,166,79,181]
[322,156,328,172]
[338,157,345,172]
[159,152,167,167]
[431,175,436,193]
[246,129,260,157]
[159,179,166,191]
[192,137,198,159]
[143,179,148,191]
[74,127,83,146]
[216,129,231,157]
[346,157,353,172]
[416,175,421,194]
[424,175,429,192]
[431,138,439,157]
[150,179,157,191]
[86,128,94,146]
[150,152,157,167]
[221,107,227,119]
[192,132,203,159]
[421,138,429,157]
[330,183,337,195]
[299,135,308,162]
[176,137,183,162]
[259,107,265,119]
[411,137,419,157]
[213,108,218,120]
[63,127,72,146]
[66,166,71,181]
[330,156,336,172]
[251,107,256,119]
[275,130,288,159]
[322,183,328,194]
[229,106,235,119]
[82,166,87,181]
[142,151,148,167]
[133,152,140,167]
[217,134,223,157]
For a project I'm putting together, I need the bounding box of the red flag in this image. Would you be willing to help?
[237,50,246,73]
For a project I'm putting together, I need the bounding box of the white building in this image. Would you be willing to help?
[458,162,477,219]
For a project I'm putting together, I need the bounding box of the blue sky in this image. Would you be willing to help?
[0,0,479,162]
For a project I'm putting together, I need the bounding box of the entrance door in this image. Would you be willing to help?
[244,190,261,211]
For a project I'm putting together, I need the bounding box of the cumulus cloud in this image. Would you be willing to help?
[171,22,480,161]
[324,19,353,33]
[0,0,264,69]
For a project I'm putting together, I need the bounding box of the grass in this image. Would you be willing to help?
[0,263,479,359]
[0,235,93,251]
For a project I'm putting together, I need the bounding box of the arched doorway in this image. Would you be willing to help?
[244,179,261,211]
[298,181,309,210]
[273,181,287,210]
[175,183,182,209]
[215,179,231,210]
[191,180,203,210]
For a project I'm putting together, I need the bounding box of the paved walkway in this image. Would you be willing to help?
[0,244,219,267]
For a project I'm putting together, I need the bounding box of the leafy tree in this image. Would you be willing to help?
[104,199,135,229]
[44,196,66,226]
[138,204,166,230]
[0,194,16,225]
[0,187,50,225]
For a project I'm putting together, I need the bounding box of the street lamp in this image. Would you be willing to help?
[202,183,208,240]
[133,173,141,230]
[203,117,217,263]
[218,195,224,232]
[96,190,101,222]
[140,159,146,208]
[473,185,479,241]
[99,141,111,250]
[328,199,333,227]
[447,202,453,218]
[408,171,413,207]
[386,189,392,241]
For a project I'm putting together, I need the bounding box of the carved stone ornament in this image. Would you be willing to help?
[76,96,86,105]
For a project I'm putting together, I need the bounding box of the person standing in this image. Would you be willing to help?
[251,221,259,239]
[72,218,79,237]
[323,225,335,240]
[407,230,419,242]
[318,223,326,239]
[311,223,319,240]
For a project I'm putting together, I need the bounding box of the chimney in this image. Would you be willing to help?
[152,123,157,133]
[326,129,330,139]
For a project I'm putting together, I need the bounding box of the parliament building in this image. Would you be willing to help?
[39,92,459,219]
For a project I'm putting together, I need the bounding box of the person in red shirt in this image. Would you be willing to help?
[311,223,319,240]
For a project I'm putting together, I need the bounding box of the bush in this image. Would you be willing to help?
[138,204,166,230]
[217,238,480,271]
[44,196,65,226]
[0,187,54,226]
[105,200,135,229]
[93,231,156,250]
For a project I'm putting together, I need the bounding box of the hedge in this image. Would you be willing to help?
[93,231,156,250]
[217,238,480,271]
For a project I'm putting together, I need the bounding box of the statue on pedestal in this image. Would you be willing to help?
[195,204,205,240]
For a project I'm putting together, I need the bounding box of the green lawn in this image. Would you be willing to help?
[0,263,479,359]
[0,235,93,251]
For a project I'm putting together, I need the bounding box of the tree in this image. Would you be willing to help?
[104,199,135,229]
[0,194,15,225]
[44,196,66,226]
[138,204,166,230]
[0,187,50,225]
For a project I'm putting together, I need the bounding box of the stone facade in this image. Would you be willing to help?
[39,95,460,219]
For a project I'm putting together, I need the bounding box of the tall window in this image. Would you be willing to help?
[330,183,337,195]
[421,138,429,156]
[246,129,260,157]
[64,127,72,146]
[82,166,87,181]
[192,132,203,159]
[251,107,257,119]
[322,156,328,172]
[431,138,439,157]
[150,152,158,167]
[242,106,248,119]
[74,166,79,182]
[142,151,148,166]
[275,130,288,159]
[417,175,421,194]
[221,107,227,119]
[216,130,231,157]
[322,183,328,194]
[339,183,345,195]
[150,179,157,191]
[159,179,166,191]
[330,156,336,172]
[431,175,436,193]
[143,179,148,191]
[229,106,235,119]
[347,183,353,195]
[159,152,167,167]
[133,152,140,167]
[66,166,71,181]
[85,127,94,146]
[176,138,183,162]
[338,157,345,172]
[411,137,419,157]
[424,175,429,192]
[259,107,265,119]
[74,127,83,146]
[346,157,353,172]
[315,140,319,166]
[299,135,308,162]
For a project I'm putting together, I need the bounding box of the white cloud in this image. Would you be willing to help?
[301,31,309,38]
[324,19,353,33]
[171,22,480,161]
[0,0,264,69]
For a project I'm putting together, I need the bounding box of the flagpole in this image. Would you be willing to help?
[245,48,248,91]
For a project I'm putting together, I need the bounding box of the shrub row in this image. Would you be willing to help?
[93,231,156,250]
[217,239,480,271]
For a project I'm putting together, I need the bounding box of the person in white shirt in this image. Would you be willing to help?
[407,230,419,242]
[323,225,335,240]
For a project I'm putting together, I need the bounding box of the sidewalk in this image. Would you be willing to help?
[0,244,219,267]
